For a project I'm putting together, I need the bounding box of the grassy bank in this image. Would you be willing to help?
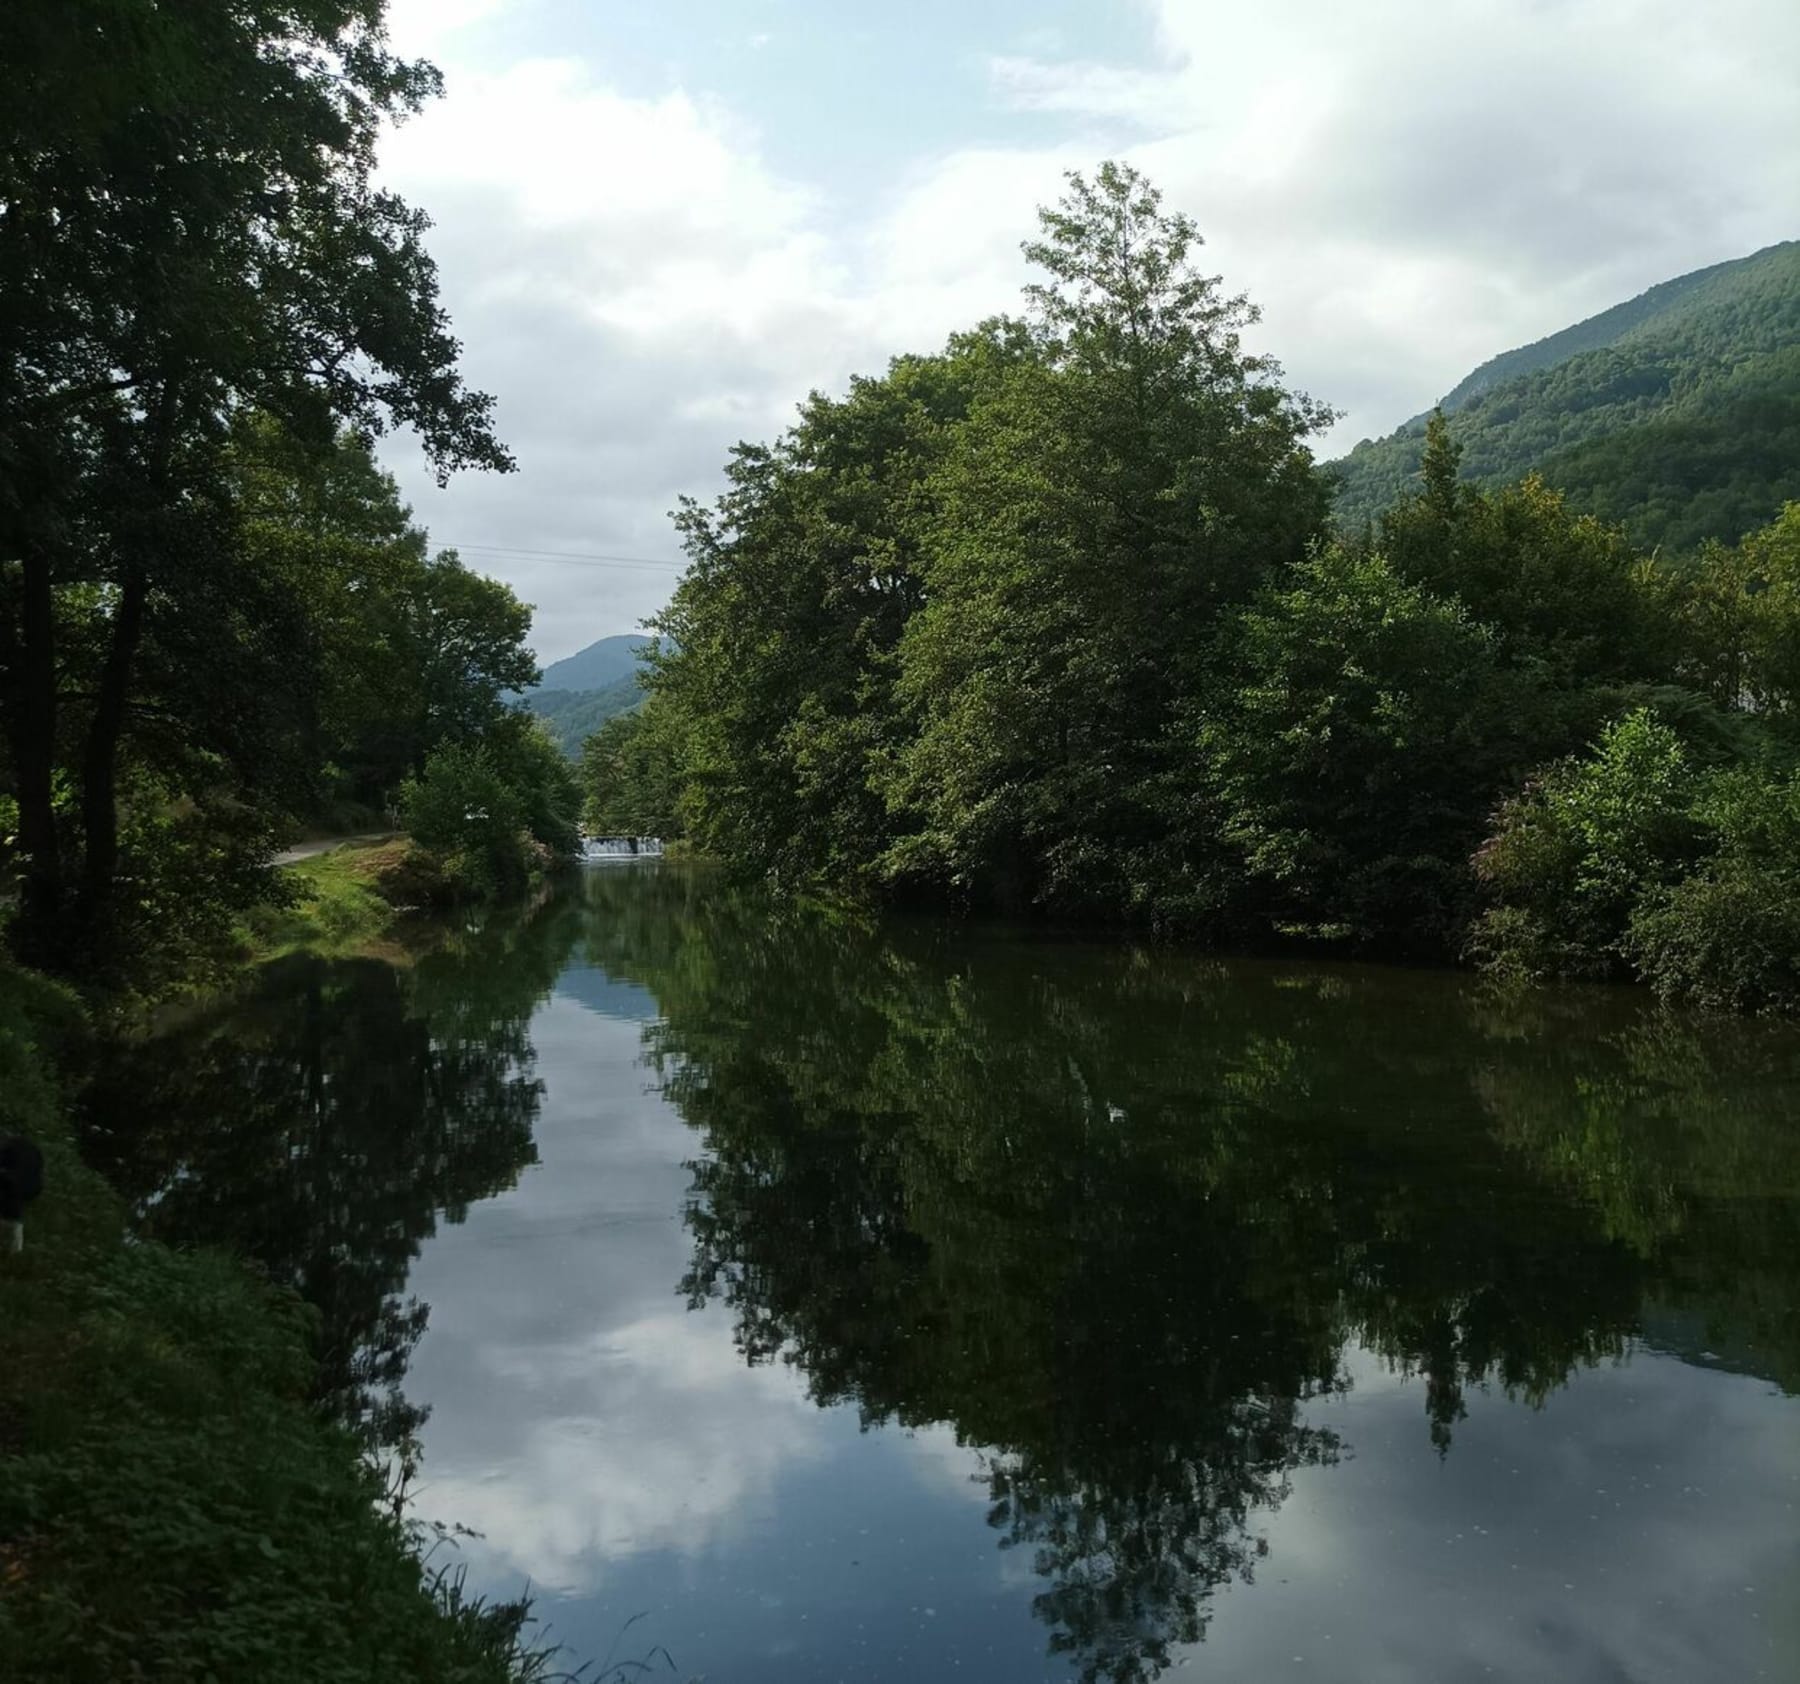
[243,840,418,959]
[0,964,551,1683]
[242,837,575,963]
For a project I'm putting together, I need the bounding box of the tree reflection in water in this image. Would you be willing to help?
[83,892,586,1449]
[75,868,1800,1684]
[578,867,1800,1684]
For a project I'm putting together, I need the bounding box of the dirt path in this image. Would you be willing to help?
[272,832,397,867]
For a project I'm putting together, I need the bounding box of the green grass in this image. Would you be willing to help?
[241,841,426,960]
[0,962,561,1684]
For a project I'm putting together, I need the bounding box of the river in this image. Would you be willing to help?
[82,863,1800,1683]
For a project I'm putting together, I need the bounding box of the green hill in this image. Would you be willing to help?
[1331,241,1800,553]
[530,633,650,694]
[524,675,642,759]
[512,635,653,758]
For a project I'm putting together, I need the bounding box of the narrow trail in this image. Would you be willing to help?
[272,833,397,867]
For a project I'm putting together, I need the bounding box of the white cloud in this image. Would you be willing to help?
[1191,1344,1800,1679]
[419,1308,826,1594]
[986,0,1800,443]
[370,0,1800,659]
[381,0,519,57]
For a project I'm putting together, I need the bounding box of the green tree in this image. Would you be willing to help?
[1379,415,1670,685]
[407,553,539,751]
[884,164,1332,912]
[1623,763,1800,1013]
[1671,504,1800,723]
[231,419,540,805]
[400,742,526,896]
[651,344,992,879]
[634,168,1800,999]
[485,710,582,860]
[0,0,510,976]
[1195,546,1546,946]
[399,716,578,898]
[580,700,684,837]
[1471,709,1705,979]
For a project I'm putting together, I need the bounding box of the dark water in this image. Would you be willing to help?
[85,866,1800,1683]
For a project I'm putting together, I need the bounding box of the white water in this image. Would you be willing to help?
[580,836,664,861]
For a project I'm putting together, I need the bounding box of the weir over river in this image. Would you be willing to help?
[83,865,1800,1683]
[581,835,665,859]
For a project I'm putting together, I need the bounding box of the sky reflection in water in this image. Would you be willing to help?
[90,868,1800,1683]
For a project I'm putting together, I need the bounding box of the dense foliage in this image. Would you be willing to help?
[401,715,582,898]
[1331,241,1800,553]
[0,0,559,987]
[1473,709,1800,1012]
[580,702,685,837]
[617,167,1800,1009]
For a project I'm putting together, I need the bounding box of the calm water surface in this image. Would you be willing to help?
[86,866,1800,1683]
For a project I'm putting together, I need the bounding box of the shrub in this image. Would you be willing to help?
[1471,709,1703,978]
[1625,765,1800,1012]
[1628,863,1800,1014]
[1475,711,1800,1008]
[399,743,530,897]
[399,720,581,902]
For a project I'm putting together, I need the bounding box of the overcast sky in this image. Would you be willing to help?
[374,0,1800,664]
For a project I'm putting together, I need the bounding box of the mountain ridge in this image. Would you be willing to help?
[529,632,651,695]
[519,633,652,758]
[1331,240,1800,551]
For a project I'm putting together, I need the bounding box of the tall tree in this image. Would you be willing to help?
[650,343,996,880]
[886,163,1332,911]
[232,418,540,806]
[1377,414,1670,686]
[0,0,510,973]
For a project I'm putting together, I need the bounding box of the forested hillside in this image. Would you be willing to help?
[526,674,642,758]
[1331,241,1800,552]
[531,633,650,694]
[584,165,1800,1014]
[517,634,649,757]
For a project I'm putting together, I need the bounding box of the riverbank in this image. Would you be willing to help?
[242,836,569,963]
[242,838,420,959]
[0,963,552,1682]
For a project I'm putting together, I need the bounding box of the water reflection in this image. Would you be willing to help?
[84,891,588,1445]
[83,867,1800,1683]
[574,868,1800,1683]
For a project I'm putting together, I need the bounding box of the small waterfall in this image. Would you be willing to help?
[581,835,665,861]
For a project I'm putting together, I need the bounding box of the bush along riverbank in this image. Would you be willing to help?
[0,963,557,1683]
[243,724,586,963]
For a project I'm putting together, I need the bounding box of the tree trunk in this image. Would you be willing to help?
[77,564,149,939]
[6,543,63,959]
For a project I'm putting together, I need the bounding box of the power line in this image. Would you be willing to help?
[442,540,687,573]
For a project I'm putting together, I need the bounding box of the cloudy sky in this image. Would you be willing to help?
[374,0,1800,663]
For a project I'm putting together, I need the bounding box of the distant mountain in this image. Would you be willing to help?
[519,634,652,758]
[1331,241,1800,553]
[531,633,651,695]
[525,677,642,759]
